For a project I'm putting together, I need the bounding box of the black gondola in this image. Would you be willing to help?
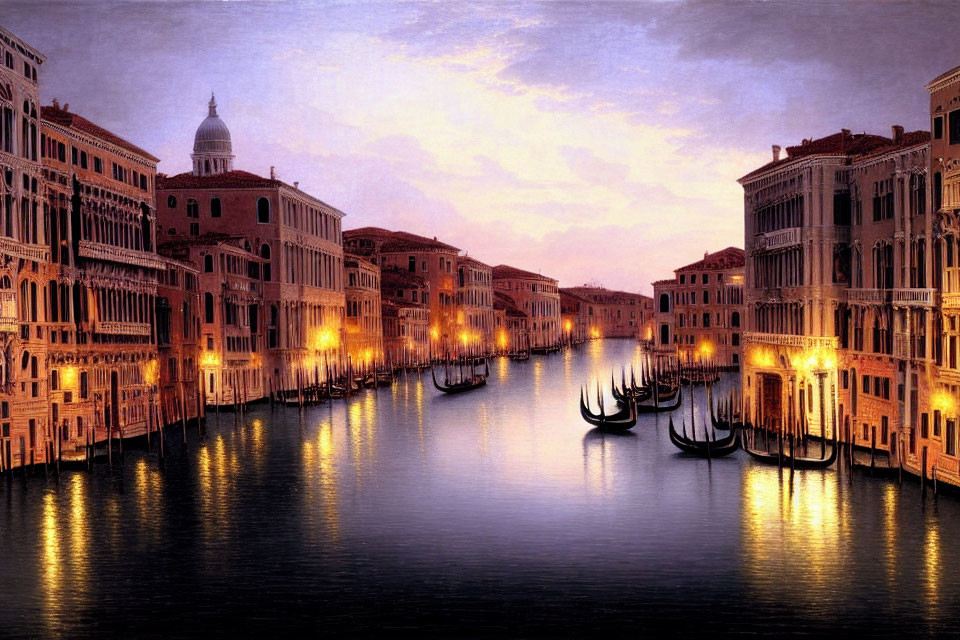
[579,386,637,431]
[668,416,739,457]
[431,361,488,394]
[741,427,838,469]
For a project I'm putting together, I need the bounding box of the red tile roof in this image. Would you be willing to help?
[492,264,556,282]
[652,278,677,287]
[740,128,929,181]
[344,227,459,253]
[561,286,649,304]
[158,170,282,190]
[457,254,490,269]
[42,105,159,162]
[676,247,745,272]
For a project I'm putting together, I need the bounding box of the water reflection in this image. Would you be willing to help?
[924,514,940,615]
[7,340,960,637]
[41,491,60,632]
[740,465,850,604]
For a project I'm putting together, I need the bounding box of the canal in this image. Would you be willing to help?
[1,339,959,638]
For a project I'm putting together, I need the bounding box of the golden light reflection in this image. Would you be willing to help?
[924,518,940,613]
[882,484,897,588]
[741,465,849,604]
[563,319,572,333]
[497,329,508,350]
[302,420,341,541]
[789,346,837,377]
[589,327,601,339]
[41,491,61,622]
[430,326,440,340]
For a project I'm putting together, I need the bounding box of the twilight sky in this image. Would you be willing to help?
[8,1,960,293]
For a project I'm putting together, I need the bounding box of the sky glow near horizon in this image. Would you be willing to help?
[8,1,960,293]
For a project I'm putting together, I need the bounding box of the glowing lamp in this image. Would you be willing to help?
[933,390,956,415]
[139,359,158,386]
[200,350,221,368]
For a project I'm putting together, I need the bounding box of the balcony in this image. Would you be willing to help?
[78,240,165,270]
[944,292,960,309]
[892,288,936,308]
[893,331,926,360]
[743,332,838,350]
[0,236,49,263]
[96,321,152,336]
[752,227,801,252]
[846,288,891,304]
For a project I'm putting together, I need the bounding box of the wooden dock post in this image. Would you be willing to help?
[870,426,876,474]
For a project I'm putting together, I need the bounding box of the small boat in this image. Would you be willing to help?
[741,427,838,469]
[579,385,637,431]
[431,361,488,394]
[668,416,739,457]
[634,384,682,414]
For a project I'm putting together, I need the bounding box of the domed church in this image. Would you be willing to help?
[191,93,233,176]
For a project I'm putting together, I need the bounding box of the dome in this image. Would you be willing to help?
[193,94,232,154]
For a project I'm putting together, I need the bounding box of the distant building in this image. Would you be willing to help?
[155,256,202,424]
[456,255,494,355]
[380,267,430,365]
[159,235,265,405]
[492,264,561,349]
[493,290,528,353]
[671,248,744,368]
[559,286,652,340]
[344,252,382,368]
[344,227,459,352]
[559,289,591,343]
[652,279,677,356]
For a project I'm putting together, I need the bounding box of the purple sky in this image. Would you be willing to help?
[8,1,960,293]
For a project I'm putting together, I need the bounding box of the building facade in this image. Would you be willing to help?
[157,98,346,393]
[740,128,929,452]
[559,286,652,341]
[671,248,745,368]
[492,265,561,349]
[652,279,677,358]
[344,252,382,367]
[42,101,162,453]
[456,255,494,355]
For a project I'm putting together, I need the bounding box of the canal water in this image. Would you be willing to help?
[1,339,959,638]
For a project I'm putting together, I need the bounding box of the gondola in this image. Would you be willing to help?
[579,386,637,431]
[431,361,488,394]
[710,394,743,431]
[741,427,838,469]
[634,383,682,414]
[668,416,739,457]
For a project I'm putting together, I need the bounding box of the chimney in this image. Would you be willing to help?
[892,125,904,144]
[294,181,299,189]
[63,103,69,112]
[52,98,59,109]
[270,166,275,180]
[840,128,850,153]
[772,145,781,162]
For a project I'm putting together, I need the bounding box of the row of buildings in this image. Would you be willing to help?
[648,60,960,489]
[0,26,654,471]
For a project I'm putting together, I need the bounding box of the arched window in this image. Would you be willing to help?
[187,199,199,219]
[731,311,740,328]
[658,293,669,313]
[260,244,271,281]
[210,197,221,218]
[660,323,669,346]
[204,292,214,324]
[257,197,270,224]
[167,195,177,208]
